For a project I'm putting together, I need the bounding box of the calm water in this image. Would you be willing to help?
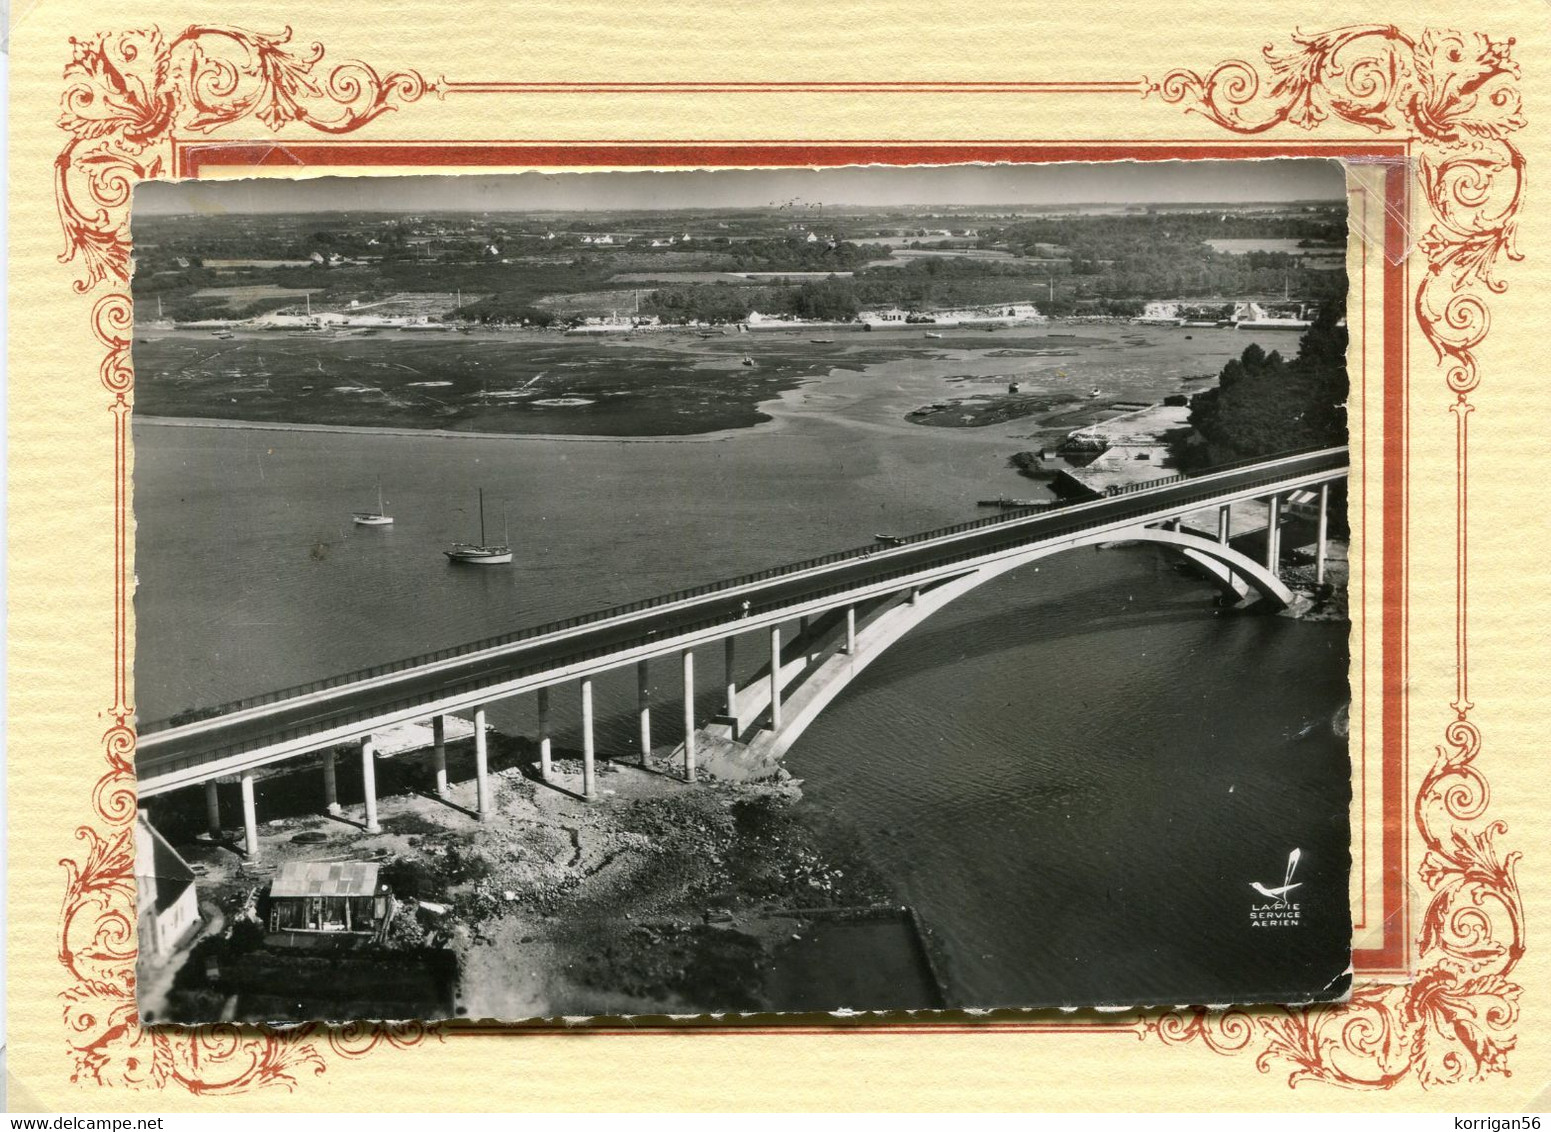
[132,322,1351,1009]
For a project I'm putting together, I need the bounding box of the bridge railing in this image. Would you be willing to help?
[140,444,1345,738]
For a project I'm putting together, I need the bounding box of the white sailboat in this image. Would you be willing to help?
[444,488,512,565]
[353,481,394,526]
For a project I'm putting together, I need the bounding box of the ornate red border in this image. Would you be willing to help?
[51,24,1523,1093]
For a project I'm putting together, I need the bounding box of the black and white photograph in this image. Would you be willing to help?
[128,159,1354,1025]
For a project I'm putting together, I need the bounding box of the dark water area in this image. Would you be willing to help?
[131,323,1350,1010]
[784,550,1351,1009]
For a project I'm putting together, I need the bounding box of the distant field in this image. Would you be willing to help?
[131,330,909,436]
[610,272,749,284]
[190,284,321,309]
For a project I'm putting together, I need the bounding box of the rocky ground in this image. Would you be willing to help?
[146,734,916,1025]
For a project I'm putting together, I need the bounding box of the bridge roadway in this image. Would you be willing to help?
[136,447,1347,791]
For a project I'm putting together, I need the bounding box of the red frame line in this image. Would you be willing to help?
[435,81,1152,94]
[170,137,1410,980]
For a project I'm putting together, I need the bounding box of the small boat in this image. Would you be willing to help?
[924,332,944,339]
[809,338,833,344]
[1089,387,1102,398]
[444,488,512,565]
[213,330,235,339]
[353,481,393,526]
[741,355,755,366]
[874,533,907,546]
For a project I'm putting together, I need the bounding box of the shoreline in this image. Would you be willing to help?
[132,413,763,446]
[140,731,942,1023]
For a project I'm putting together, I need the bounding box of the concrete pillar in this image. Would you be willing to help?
[204,780,222,838]
[1265,495,1282,574]
[845,606,857,655]
[724,635,738,716]
[1316,483,1330,586]
[908,586,920,606]
[323,750,341,816]
[473,707,491,819]
[581,679,597,800]
[1168,517,1182,532]
[538,687,553,779]
[1218,504,1231,545]
[636,661,650,764]
[682,650,697,783]
[769,627,783,731]
[432,715,448,797]
[240,772,259,856]
[360,738,381,834]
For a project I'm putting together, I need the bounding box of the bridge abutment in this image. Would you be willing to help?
[240,772,259,855]
[1266,494,1282,574]
[432,714,449,797]
[769,627,783,730]
[682,651,697,783]
[582,679,598,799]
[360,737,381,833]
[323,749,341,816]
[1316,483,1330,585]
[204,779,221,839]
[636,661,651,764]
[539,687,554,779]
[473,707,491,818]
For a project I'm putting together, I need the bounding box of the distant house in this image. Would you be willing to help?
[135,814,200,959]
[267,861,392,944]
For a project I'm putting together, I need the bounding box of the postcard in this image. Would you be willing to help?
[6,0,1547,1112]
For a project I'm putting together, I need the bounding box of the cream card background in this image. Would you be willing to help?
[7,0,1551,1111]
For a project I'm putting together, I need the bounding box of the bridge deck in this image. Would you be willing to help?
[136,447,1348,788]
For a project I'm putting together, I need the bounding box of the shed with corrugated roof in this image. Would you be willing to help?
[267,861,390,940]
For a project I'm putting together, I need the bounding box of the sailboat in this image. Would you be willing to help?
[353,481,394,526]
[444,488,512,565]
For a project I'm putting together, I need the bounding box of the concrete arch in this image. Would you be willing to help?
[697,523,1295,769]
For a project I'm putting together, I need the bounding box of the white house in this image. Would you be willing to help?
[135,814,199,959]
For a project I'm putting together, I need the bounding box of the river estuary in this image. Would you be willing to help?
[132,322,1352,1009]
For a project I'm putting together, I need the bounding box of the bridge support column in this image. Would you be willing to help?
[724,636,737,716]
[240,772,259,857]
[1265,495,1282,574]
[1316,483,1330,586]
[682,650,697,783]
[323,749,341,816]
[538,688,553,780]
[204,780,222,838]
[1218,504,1231,544]
[769,627,783,731]
[473,708,491,820]
[908,586,920,606]
[360,738,381,834]
[432,715,448,797]
[581,679,597,800]
[845,606,856,655]
[636,661,651,764]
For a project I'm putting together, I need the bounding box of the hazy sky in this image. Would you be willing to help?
[135,159,1345,215]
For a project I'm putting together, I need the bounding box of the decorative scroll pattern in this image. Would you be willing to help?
[58,26,433,293]
[56,27,440,1092]
[52,21,1523,1096]
[1152,25,1524,1089]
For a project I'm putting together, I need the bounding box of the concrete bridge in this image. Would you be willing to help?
[135,447,1348,854]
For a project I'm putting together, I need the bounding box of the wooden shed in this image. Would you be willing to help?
[267,861,391,943]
